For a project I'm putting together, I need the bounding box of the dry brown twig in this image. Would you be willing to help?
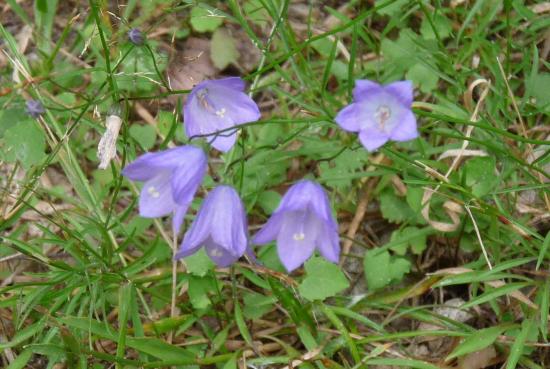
[339,153,386,265]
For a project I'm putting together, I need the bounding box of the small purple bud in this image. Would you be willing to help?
[253,180,340,272]
[122,145,207,233]
[26,99,45,118]
[175,185,250,267]
[183,77,261,152]
[128,28,145,45]
[335,79,418,152]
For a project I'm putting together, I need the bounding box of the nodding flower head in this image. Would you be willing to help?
[175,185,250,267]
[183,77,261,152]
[128,28,145,45]
[335,79,418,152]
[26,100,45,118]
[253,180,340,272]
[122,145,207,233]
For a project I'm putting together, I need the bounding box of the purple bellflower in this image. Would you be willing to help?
[183,77,261,152]
[335,80,418,151]
[122,145,207,233]
[253,180,340,272]
[175,185,249,267]
[128,28,145,45]
[26,99,45,118]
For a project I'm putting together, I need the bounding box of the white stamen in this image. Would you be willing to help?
[293,232,306,241]
[210,248,223,257]
[374,105,392,129]
[215,107,226,118]
[147,186,160,198]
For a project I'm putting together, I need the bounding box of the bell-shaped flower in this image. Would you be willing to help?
[335,79,418,151]
[122,145,207,233]
[253,180,340,272]
[183,77,261,152]
[175,185,249,267]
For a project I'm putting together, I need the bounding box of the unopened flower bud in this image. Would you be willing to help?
[128,28,145,46]
[26,99,45,118]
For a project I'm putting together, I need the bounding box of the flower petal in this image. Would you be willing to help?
[208,87,260,125]
[204,237,240,267]
[183,77,259,152]
[358,128,389,151]
[184,93,233,139]
[385,80,414,106]
[302,181,338,231]
[253,212,284,245]
[139,172,176,218]
[204,77,246,92]
[353,80,383,101]
[174,241,202,259]
[209,186,248,257]
[123,146,194,181]
[389,110,418,142]
[175,185,248,263]
[335,103,361,132]
[170,146,207,206]
[276,211,320,272]
[209,128,239,152]
[316,226,340,264]
[176,192,217,258]
[172,205,187,234]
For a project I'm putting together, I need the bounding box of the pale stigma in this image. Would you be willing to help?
[374,105,391,130]
[293,232,306,241]
[147,186,160,198]
[210,248,223,257]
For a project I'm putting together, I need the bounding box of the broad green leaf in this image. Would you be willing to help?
[420,13,453,40]
[190,6,223,33]
[390,226,429,255]
[526,73,550,109]
[319,149,369,190]
[406,63,438,93]
[257,190,282,215]
[379,189,417,223]
[188,275,217,310]
[243,292,276,319]
[0,108,27,137]
[210,28,240,70]
[185,248,215,277]
[464,156,499,197]
[2,120,46,169]
[364,250,411,291]
[375,0,409,16]
[446,325,506,360]
[129,124,156,150]
[156,110,175,137]
[298,257,349,301]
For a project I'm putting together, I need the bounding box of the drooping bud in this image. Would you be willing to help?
[128,28,145,46]
[26,99,45,118]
